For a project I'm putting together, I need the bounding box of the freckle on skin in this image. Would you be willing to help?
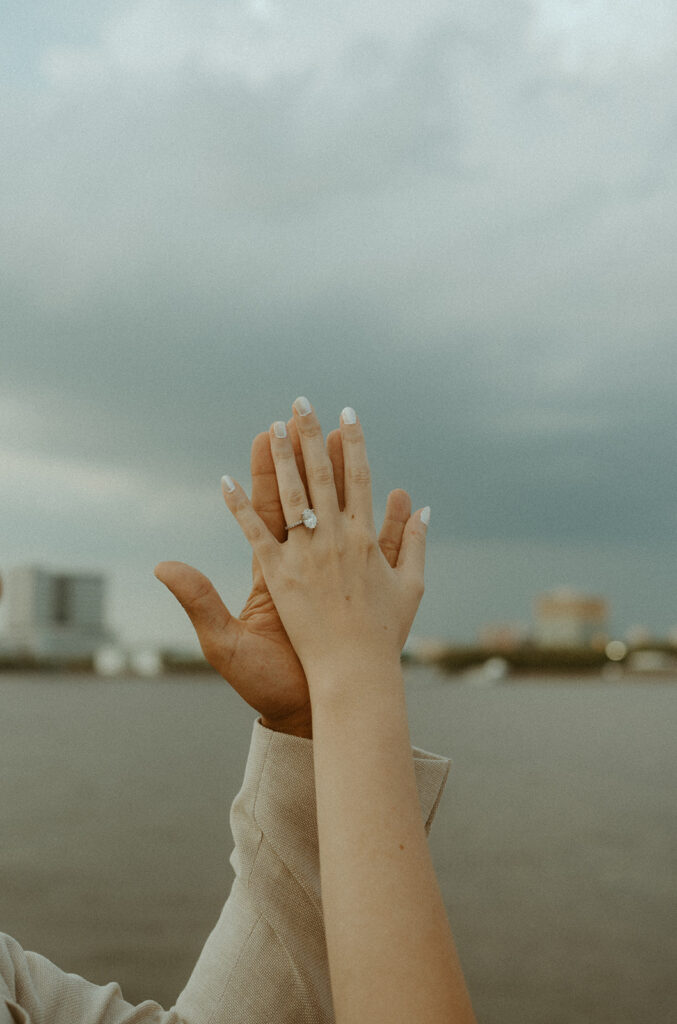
[345,596,351,601]
[399,844,404,851]
[351,514,355,519]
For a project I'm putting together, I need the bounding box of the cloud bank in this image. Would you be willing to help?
[2,0,676,643]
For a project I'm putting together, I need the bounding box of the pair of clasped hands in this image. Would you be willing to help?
[154,398,430,739]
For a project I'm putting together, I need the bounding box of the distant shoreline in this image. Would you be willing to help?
[2,642,677,679]
[404,641,677,678]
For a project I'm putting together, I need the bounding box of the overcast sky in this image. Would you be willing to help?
[2,0,677,650]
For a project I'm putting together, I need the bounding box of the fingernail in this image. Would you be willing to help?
[293,396,312,416]
[420,506,431,526]
[222,475,236,493]
[273,421,287,438]
[341,406,357,425]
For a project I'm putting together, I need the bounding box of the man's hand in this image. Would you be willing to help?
[154,417,412,738]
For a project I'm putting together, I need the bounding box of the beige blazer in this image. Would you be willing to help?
[1,716,451,1024]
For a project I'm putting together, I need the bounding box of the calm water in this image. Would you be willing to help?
[1,667,676,1024]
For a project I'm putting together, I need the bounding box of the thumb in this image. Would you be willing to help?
[154,561,239,668]
[395,507,430,589]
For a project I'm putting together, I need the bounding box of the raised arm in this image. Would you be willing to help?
[0,425,421,1024]
[220,397,476,1024]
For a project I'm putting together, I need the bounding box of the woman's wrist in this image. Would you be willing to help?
[304,652,405,706]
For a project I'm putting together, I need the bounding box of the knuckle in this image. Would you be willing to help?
[279,572,302,594]
[355,529,378,556]
[256,495,282,515]
[307,461,334,487]
[186,576,214,608]
[287,487,308,509]
[348,464,371,486]
[300,422,323,442]
[247,520,266,544]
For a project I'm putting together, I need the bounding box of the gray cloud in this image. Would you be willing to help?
[2,0,677,642]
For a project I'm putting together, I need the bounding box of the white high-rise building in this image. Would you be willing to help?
[5,566,115,661]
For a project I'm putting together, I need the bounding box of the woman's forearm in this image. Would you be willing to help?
[308,657,476,1024]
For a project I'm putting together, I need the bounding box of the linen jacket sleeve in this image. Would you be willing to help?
[1,716,451,1024]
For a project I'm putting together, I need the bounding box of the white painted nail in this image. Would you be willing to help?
[273,421,287,438]
[222,475,236,493]
[420,506,431,526]
[293,396,312,416]
[341,406,357,425]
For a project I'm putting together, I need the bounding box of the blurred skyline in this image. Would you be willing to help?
[2,1,677,648]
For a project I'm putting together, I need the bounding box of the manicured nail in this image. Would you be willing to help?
[222,475,236,493]
[273,421,287,438]
[293,396,312,416]
[420,506,431,526]
[341,406,357,425]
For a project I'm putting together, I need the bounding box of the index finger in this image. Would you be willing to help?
[287,416,311,498]
[250,423,311,542]
[250,432,286,542]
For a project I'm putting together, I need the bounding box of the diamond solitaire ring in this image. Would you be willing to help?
[285,508,318,531]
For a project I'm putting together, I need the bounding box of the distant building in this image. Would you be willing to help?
[478,622,529,651]
[5,566,115,662]
[533,587,608,648]
[625,625,652,646]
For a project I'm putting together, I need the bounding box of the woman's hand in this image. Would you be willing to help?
[220,398,429,689]
[155,416,413,736]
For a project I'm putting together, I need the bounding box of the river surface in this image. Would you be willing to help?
[1,667,675,1024]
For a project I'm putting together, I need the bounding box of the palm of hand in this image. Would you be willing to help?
[155,426,318,735]
[229,559,311,732]
[154,553,312,737]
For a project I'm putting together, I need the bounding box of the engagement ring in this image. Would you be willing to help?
[285,508,318,531]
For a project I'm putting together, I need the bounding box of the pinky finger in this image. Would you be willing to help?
[396,506,430,589]
[221,475,280,565]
